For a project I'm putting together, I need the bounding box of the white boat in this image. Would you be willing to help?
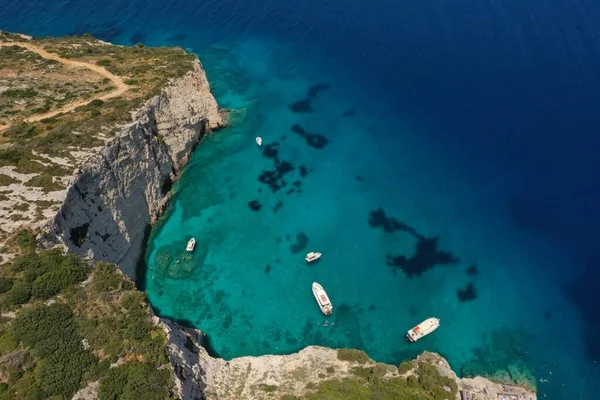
[186,238,196,252]
[312,282,333,315]
[305,252,322,262]
[406,317,440,342]
[256,136,262,146]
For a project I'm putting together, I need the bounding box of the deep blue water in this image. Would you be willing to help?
[3,0,600,398]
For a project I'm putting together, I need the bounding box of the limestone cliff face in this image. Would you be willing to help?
[43,60,225,280]
[159,320,538,400]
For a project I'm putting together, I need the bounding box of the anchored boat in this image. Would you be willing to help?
[186,238,196,253]
[305,252,322,262]
[256,136,262,146]
[312,282,333,315]
[406,318,439,342]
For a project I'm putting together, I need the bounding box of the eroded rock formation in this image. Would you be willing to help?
[43,60,225,280]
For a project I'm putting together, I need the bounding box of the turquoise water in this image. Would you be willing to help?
[144,38,598,399]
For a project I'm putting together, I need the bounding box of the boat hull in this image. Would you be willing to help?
[312,282,333,315]
[406,318,439,342]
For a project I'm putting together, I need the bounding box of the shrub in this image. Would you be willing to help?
[96,59,112,67]
[13,304,79,357]
[92,262,124,293]
[398,360,415,374]
[336,349,370,364]
[11,303,97,398]
[90,99,104,107]
[3,281,32,306]
[0,278,15,294]
[259,384,277,392]
[98,362,171,400]
[31,254,87,299]
[13,229,36,253]
[121,291,146,311]
[416,362,458,399]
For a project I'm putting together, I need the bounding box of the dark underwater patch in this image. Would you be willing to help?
[289,99,312,113]
[291,124,329,149]
[355,175,362,181]
[386,236,459,277]
[257,158,295,193]
[465,264,478,276]
[308,83,330,97]
[273,200,284,213]
[457,282,477,302]
[262,142,279,159]
[543,311,552,321]
[299,165,309,177]
[290,232,309,254]
[372,208,459,277]
[248,200,262,211]
[169,33,188,41]
[368,208,417,235]
[265,265,271,274]
[288,83,330,113]
[342,109,356,117]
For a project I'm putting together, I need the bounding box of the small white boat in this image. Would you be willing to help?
[312,282,333,315]
[305,252,322,262]
[256,136,262,146]
[186,238,196,252]
[406,317,440,342]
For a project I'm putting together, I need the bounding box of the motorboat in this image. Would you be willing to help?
[312,282,333,315]
[406,317,440,342]
[305,252,322,262]
[186,238,196,253]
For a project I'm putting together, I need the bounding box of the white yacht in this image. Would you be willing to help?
[256,136,262,146]
[186,238,196,252]
[312,282,333,315]
[406,317,439,342]
[305,252,322,262]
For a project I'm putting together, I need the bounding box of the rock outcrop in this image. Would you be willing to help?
[159,320,537,400]
[43,60,225,280]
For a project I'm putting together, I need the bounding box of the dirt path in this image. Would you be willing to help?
[0,41,129,131]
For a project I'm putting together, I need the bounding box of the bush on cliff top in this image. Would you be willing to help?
[98,361,172,400]
[337,348,370,364]
[1,249,88,308]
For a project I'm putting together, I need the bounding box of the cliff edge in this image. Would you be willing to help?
[43,59,225,279]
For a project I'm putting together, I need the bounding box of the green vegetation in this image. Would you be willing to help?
[0,32,197,188]
[0,174,19,186]
[1,249,88,308]
[398,360,415,374]
[415,362,458,399]
[98,362,172,400]
[259,384,278,393]
[0,248,173,399]
[306,378,432,400]
[302,357,458,400]
[336,348,370,364]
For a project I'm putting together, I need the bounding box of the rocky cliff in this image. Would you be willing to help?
[160,318,537,400]
[42,60,225,280]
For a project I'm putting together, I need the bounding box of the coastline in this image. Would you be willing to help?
[0,32,538,399]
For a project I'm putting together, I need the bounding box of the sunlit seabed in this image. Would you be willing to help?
[144,38,600,399]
